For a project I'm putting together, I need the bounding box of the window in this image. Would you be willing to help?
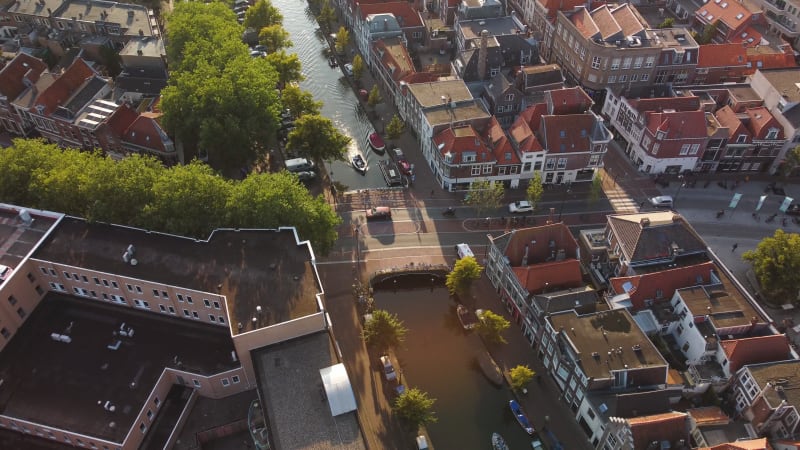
[102,279,109,287]
[49,268,57,276]
[591,56,601,69]
[619,75,628,82]
[504,93,514,102]
[8,295,17,306]
[93,277,100,285]
[680,144,690,155]
[161,291,168,299]
[154,397,161,407]
[690,144,700,155]
[146,410,153,420]
[677,324,684,335]
[152,289,159,297]
[222,378,230,387]
[193,379,201,388]
[610,58,620,70]
[203,299,211,308]
[471,166,481,176]
[139,423,146,433]
[40,267,48,275]
[135,285,142,294]
[557,158,567,169]
[186,296,193,304]
[17,307,26,319]
[645,56,655,68]
[682,342,690,352]
[766,128,779,140]
[219,316,226,324]
[63,271,72,279]
[81,275,88,283]
[111,281,119,289]
[622,57,631,69]
[641,73,649,82]
[36,285,44,295]
[631,74,639,82]
[633,57,643,69]
[607,75,617,83]
[587,408,596,420]
[192,311,199,319]
[412,31,421,38]
[232,375,241,383]
[737,134,747,143]
[26,272,35,282]
[1,328,10,339]
[159,305,166,312]
[168,306,176,315]
[133,299,150,309]
[183,309,190,317]
[126,284,134,292]
[213,301,221,309]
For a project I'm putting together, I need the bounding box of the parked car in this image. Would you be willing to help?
[343,63,354,77]
[380,355,397,381]
[366,206,392,221]
[649,195,674,208]
[509,200,534,213]
[787,203,800,216]
[0,264,10,281]
[285,157,315,173]
[391,148,412,175]
[295,171,316,182]
[249,50,266,58]
[416,435,429,450]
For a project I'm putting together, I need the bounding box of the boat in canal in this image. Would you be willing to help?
[378,160,403,187]
[477,350,504,386]
[509,400,535,435]
[351,153,367,174]
[367,132,386,154]
[456,304,477,330]
[492,432,510,450]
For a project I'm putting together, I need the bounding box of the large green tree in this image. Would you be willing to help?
[446,256,483,298]
[464,179,504,217]
[334,26,350,55]
[588,174,603,204]
[317,0,336,32]
[244,0,283,30]
[164,2,243,70]
[0,139,342,254]
[367,85,382,107]
[281,84,323,119]
[476,309,510,344]
[286,115,351,162]
[258,24,292,53]
[393,388,437,429]
[526,172,544,211]
[361,309,408,353]
[265,50,304,87]
[742,229,800,302]
[386,114,406,140]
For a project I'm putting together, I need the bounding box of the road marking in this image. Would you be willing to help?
[605,187,640,213]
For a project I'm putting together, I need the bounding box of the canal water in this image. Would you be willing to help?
[276,0,389,191]
[374,279,538,449]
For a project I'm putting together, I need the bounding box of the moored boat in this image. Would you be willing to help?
[351,153,367,173]
[509,400,535,435]
[367,132,386,153]
[477,350,504,386]
[457,304,477,330]
[492,432,510,450]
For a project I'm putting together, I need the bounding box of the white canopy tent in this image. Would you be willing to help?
[319,363,357,416]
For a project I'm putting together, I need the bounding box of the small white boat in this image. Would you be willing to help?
[457,304,477,330]
[351,153,367,174]
[492,432,510,450]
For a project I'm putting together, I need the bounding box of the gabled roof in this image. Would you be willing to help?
[518,64,564,89]
[32,58,96,116]
[122,112,172,154]
[696,0,752,34]
[590,5,623,41]
[502,222,578,266]
[540,114,596,153]
[699,438,770,450]
[539,0,586,19]
[373,37,415,83]
[607,212,706,263]
[745,107,782,140]
[509,103,547,153]
[0,53,47,102]
[485,72,515,98]
[571,7,600,39]
[609,261,716,310]
[546,87,592,114]
[645,110,707,139]
[697,43,747,69]
[609,4,644,38]
[687,406,731,427]
[512,259,583,293]
[483,117,520,165]
[104,103,139,137]
[721,335,791,373]
[628,412,689,450]
[359,2,423,27]
[715,105,749,140]
[729,26,762,48]
[433,125,493,165]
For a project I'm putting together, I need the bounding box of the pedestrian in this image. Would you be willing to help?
[732,243,738,252]
[640,201,646,209]
[431,189,435,196]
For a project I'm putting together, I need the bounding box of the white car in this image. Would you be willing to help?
[380,355,397,381]
[343,63,354,77]
[0,264,10,282]
[509,201,534,213]
[649,195,674,208]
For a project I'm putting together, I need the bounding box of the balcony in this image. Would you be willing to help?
[763,0,787,12]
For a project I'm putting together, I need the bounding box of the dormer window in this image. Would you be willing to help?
[737,134,747,143]
[656,131,666,140]
[766,128,779,140]
[444,152,453,163]
[504,94,514,102]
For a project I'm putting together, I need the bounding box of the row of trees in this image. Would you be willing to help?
[0,139,342,254]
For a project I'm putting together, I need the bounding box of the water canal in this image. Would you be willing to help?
[274,0,390,191]
[373,277,539,449]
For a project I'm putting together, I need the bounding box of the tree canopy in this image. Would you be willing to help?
[352,54,364,81]
[281,84,323,119]
[266,50,305,87]
[509,365,535,392]
[244,0,283,30]
[0,139,342,254]
[393,388,437,429]
[464,179,504,217]
[526,172,544,211]
[286,115,352,162]
[334,26,350,54]
[361,309,408,353]
[742,229,800,302]
[588,174,603,204]
[476,309,510,344]
[258,24,293,53]
[161,1,282,172]
[446,256,483,298]
[386,115,406,140]
[367,85,382,107]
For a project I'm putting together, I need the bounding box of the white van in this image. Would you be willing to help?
[285,158,315,173]
[455,243,474,259]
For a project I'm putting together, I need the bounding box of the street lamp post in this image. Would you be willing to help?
[557,182,572,222]
[673,175,685,205]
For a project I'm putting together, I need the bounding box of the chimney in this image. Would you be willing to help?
[478,29,489,80]
[640,217,650,227]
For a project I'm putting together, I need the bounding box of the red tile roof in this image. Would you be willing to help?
[696,0,752,36]
[509,103,546,154]
[721,335,791,373]
[105,103,139,137]
[699,437,770,450]
[645,110,707,139]
[33,58,96,116]
[571,7,600,39]
[540,0,586,18]
[610,4,644,38]
[697,43,747,69]
[546,87,592,115]
[358,2,423,27]
[0,53,47,102]
[484,117,520,165]
[745,107,782,140]
[503,223,579,266]
[628,412,689,450]
[374,38,415,83]
[540,114,595,153]
[609,261,716,310]
[123,112,171,153]
[512,259,583,293]
[433,125,494,164]
[687,406,731,427]
[590,5,622,41]
[729,26,762,48]
[714,105,748,140]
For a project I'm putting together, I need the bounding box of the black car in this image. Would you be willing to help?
[787,204,800,216]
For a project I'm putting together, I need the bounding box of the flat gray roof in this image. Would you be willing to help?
[254,332,365,450]
[0,294,237,442]
[33,219,322,336]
